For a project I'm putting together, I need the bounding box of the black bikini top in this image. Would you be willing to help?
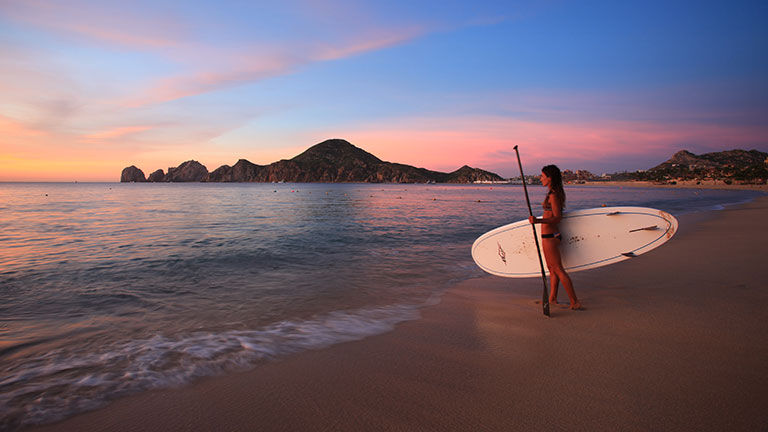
[542,190,553,211]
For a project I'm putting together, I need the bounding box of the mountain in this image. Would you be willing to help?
[650,149,767,172]
[123,139,504,183]
[445,165,500,183]
[608,148,768,183]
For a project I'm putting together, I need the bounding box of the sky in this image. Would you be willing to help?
[1,0,767,181]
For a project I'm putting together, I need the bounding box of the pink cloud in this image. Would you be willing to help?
[0,114,47,138]
[0,0,185,48]
[81,125,155,141]
[312,27,425,61]
[122,26,427,107]
[2,1,431,108]
[120,53,297,107]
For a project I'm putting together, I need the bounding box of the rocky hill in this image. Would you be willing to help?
[609,149,768,183]
[650,149,767,172]
[122,139,504,183]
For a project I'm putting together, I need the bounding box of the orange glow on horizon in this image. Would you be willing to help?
[3,114,767,181]
[1,155,122,182]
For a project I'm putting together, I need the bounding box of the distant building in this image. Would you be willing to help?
[473,180,514,184]
[562,169,597,183]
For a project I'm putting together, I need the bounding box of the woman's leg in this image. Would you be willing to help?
[553,267,580,309]
[549,271,560,304]
[542,239,581,309]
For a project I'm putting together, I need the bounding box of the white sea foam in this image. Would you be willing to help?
[0,300,433,430]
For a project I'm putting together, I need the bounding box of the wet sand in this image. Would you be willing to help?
[28,197,768,432]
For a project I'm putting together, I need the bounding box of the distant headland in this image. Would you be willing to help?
[594,149,768,186]
[120,139,504,183]
[527,149,767,187]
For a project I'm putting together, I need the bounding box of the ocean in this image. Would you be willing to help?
[0,182,763,430]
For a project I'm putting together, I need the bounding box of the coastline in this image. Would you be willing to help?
[27,196,768,432]
[578,179,768,192]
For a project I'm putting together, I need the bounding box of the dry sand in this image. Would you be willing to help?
[28,197,768,432]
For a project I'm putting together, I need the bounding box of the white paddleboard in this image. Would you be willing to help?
[472,206,678,278]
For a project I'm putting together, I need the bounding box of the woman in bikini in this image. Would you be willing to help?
[528,165,582,310]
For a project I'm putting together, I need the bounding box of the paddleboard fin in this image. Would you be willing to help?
[629,225,659,232]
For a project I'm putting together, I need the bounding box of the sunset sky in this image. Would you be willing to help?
[1,0,767,181]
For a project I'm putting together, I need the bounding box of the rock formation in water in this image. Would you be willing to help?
[120,165,146,182]
[147,169,166,182]
[164,160,209,182]
[121,139,505,183]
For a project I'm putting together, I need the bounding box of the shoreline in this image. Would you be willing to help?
[27,196,768,432]
[3,180,768,192]
[577,179,768,191]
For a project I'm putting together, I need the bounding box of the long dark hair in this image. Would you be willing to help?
[542,164,565,208]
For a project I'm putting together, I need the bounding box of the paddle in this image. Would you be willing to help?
[513,145,550,317]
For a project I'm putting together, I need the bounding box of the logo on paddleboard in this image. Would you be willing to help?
[497,241,507,265]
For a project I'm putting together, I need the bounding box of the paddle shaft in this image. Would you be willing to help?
[513,146,550,317]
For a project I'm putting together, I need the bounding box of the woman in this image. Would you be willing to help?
[528,165,582,310]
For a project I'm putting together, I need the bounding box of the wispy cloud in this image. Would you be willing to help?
[311,26,425,61]
[0,114,46,138]
[122,25,429,107]
[1,1,435,108]
[81,125,155,141]
[0,0,186,48]
[119,51,297,107]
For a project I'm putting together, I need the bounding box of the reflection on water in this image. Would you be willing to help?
[0,182,762,429]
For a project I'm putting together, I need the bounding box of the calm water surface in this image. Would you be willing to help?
[0,182,762,429]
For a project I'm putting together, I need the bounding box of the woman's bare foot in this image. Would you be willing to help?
[550,298,569,308]
[570,302,583,310]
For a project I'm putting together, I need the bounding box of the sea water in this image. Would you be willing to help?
[0,182,763,429]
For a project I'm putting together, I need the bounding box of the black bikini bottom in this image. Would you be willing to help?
[541,232,562,240]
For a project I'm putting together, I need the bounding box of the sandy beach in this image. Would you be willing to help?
[27,196,768,432]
